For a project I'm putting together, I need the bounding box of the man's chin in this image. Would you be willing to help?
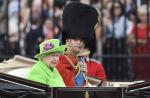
[74,50,80,54]
[70,47,80,54]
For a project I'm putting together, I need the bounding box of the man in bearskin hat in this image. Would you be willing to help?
[56,2,99,87]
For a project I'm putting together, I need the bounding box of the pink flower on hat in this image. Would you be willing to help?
[44,43,54,51]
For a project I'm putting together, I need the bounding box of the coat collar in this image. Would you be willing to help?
[37,61,57,78]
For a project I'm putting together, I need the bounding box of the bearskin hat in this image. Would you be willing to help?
[62,2,98,45]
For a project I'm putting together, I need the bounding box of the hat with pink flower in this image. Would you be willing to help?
[35,39,66,59]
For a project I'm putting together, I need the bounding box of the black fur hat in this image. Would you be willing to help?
[62,2,98,45]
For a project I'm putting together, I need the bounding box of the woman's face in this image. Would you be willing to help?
[66,38,85,54]
[114,3,122,17]
[139,13,148,23]
[43,53,60,68]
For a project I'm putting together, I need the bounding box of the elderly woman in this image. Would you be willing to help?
[128,5,150,80]
[28,39,66,87]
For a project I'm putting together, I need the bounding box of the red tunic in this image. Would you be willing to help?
[87,59,106,81]
[56,55,78,87]
[56,55,106,87]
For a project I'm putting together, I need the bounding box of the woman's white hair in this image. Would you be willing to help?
[138,5,150,15]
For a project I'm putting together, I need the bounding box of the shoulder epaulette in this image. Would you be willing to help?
[90,59,102,64]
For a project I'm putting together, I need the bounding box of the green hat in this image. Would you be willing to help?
[35,39,66,59]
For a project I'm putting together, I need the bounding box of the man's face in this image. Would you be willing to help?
[66,38,85,53]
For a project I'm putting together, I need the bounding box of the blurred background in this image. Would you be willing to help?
[0,0,150,82]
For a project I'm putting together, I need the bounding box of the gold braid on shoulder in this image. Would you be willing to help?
[64,55,81,78]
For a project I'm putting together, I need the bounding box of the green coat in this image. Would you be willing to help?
[28,61,66,87]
